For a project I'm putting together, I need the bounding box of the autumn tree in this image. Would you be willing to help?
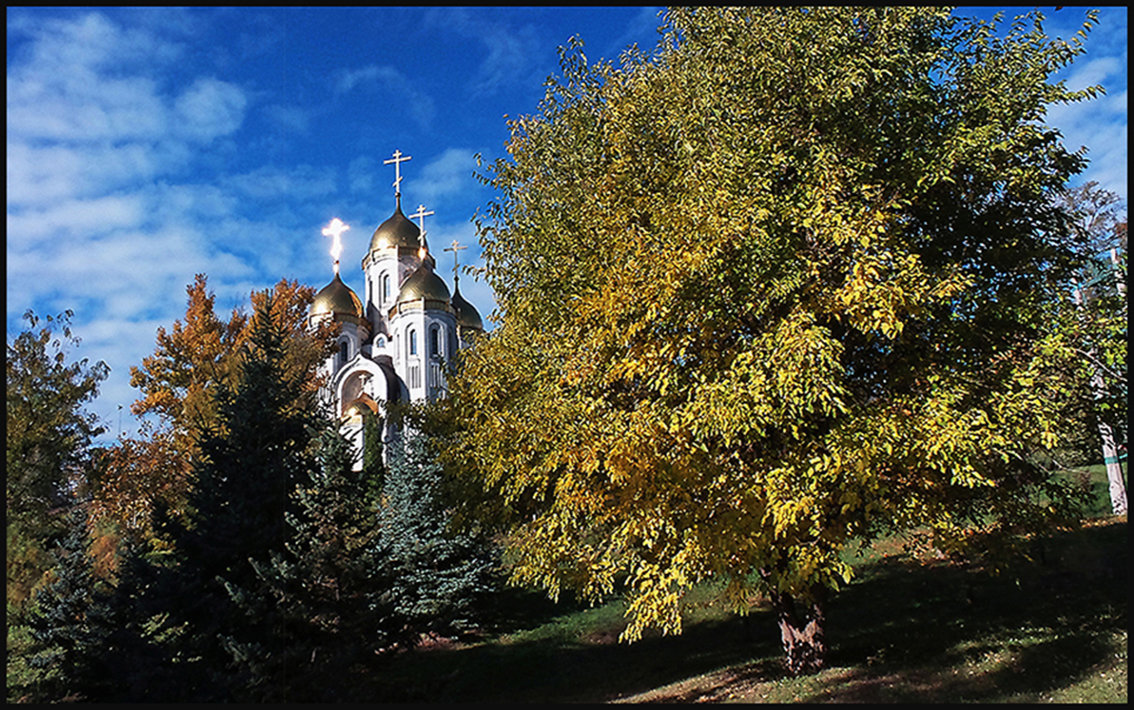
[92,274,337,539]
[7,310,107,607]
[444,7,1103,674]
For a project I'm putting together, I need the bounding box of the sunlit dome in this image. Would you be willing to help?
[311,272,364,319]
[369,196,421,253]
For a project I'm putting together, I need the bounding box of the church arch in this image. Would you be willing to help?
[333,359,391,418]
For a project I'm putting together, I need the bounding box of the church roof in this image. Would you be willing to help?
[312,272,364,320]
[369,195,421,253]
[396,260,450,307]
[450,282,483,331]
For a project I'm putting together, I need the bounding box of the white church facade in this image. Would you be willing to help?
[307,150,484,464]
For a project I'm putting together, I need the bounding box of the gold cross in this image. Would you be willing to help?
[408,204,435,249]
[383,149,412,196]
[443,240,468,281]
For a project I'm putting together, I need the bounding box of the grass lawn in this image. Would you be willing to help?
[364,513,1126,703]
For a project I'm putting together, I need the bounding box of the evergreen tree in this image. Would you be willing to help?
[25,505,112,702]
[224,424,409,702]
[141,292,321,700]
[381,426,500,639]
[68,532,180,702]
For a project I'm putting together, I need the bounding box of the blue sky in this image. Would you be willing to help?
[6,7,1128,443]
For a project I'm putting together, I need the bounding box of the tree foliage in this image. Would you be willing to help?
[381,425,500,639]
[223,425,406,702]
[22,505,120,702]
[115,292,324,700]
[93,274,337,540]
[6,310,107,606]
[445,7,1103,673]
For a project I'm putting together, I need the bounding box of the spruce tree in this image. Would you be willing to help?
[225,424,409,701]
[65,532,181,702]
[380,426,500,639]
[25,505,112,702]
[142,293,320,700]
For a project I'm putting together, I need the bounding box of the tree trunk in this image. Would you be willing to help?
[1096,417,1127,515]
[1073,277,1127,517]
[769,587,827,675]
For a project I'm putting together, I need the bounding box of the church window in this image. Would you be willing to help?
[382,274,391,304]
[429,326,440,358]
[339,340,349,366]
[375,335,386,349]
[409,329,417,356]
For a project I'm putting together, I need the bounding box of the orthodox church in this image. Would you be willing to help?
[307,150,484,463]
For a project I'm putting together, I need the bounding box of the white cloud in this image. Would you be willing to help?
[408,148,479,207]
[333,64,436,129]
[6,140,196,207]
[7,73,168,142]
[427,8,543,97]
[1039,6,1128,201]
[7,195,146,246]
[1045,64,1128,201]
[1062,56,1123,93]
[262,104,312,134]
[5,10,266,445]
[174,77,248,141]
[335,65,398,94]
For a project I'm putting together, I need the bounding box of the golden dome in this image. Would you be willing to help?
[369,196,421,253]
[450,283,483,331]
[396,262,450,306]
[311,272,364,319]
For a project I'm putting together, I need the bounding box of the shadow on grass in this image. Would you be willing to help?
[349,521,1125,703]
[810,520,1127,702]
[368,605,784,703]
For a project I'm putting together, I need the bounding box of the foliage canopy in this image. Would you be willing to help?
[6,310,107,605]
[92,274,336,540]
[444,6,1104,667]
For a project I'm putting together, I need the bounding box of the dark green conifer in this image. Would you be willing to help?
[225,424,408,701]
[25,505,111,702]
[142,293,320,700]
